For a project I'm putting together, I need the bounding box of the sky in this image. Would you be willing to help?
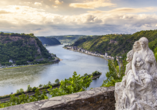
[0,0,157,36]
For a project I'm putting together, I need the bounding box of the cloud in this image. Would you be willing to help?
[19,2,31,5]
[106,7,157,14]
[0,10,10,14]
[34,2,42,6]
[55,0,63,5]
[53,6,58,8]
[1,5,157,35]
[69,0,116,9]
[88,7,157,14]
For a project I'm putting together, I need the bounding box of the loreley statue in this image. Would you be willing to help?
[115,37,157,110]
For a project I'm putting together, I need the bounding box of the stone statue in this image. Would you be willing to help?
[115,37,157,110]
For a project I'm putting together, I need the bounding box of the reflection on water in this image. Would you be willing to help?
[0,66,45,86]
[0,45,109,96]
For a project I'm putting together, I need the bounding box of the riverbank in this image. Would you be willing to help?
[0,57,60,70]
[64,46,110,61]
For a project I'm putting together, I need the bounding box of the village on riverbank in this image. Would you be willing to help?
[64,45,122,61]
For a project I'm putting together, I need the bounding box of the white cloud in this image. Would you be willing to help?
[1,5,157,35]
[19,2,31,5]
[34,2,42,6]
[69,0,116,9]
[53,6,58,8]
[88,7,157,14]
[55,0,63,5]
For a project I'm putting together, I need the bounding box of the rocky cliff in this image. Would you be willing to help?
[0,32,53,65]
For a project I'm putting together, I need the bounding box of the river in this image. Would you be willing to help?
[0,45,109,96]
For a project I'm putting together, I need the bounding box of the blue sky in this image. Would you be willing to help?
[0,0,157,36]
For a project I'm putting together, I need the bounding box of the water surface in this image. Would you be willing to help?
[0,45,108,96]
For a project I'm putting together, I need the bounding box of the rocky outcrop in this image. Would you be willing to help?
[0,33,52,65]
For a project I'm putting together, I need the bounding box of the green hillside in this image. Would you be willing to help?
[38,35,97,44]
[72,30,157,56]
[37,37,61,46]
[0,32,54,65]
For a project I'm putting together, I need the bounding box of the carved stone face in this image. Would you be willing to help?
[133,41,140,51]
[133,42,138,49]
[139,41,146,49]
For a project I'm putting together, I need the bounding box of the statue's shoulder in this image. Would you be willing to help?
[148,49,155,56]
[149,49,154,54]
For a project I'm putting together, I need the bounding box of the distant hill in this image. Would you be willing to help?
[0,32,54,65]
[37,35,97,44]
[37,37,61,46]
[72,30,157,56]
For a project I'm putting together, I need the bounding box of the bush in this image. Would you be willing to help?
[48,72,92,97]
[92,71,101,76]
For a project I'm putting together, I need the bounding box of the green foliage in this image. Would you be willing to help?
[48,81,51,86]
[32,87,37,92]
[92,71,102,76]
[38,35,96,44]
[55,79,60,84]
[73,29,157,56]
[154,47,157,61]
[0,89,48,108]
[39,84,43,88]
[101,59,125,87]
[48,72,92,97]
[16,88,24,94]
[0,32,52,65]
[27,85,32,92]
[0,72,93,108]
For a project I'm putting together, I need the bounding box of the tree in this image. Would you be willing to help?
[48,81,51,86]
[27,85,32,92]
[154,47,157,61]
[19,88,24,93]
[55,79,60,84]
[39,84,43,88]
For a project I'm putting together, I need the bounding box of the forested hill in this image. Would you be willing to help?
[0,32,53,65]
[72,30,157,56]
[37,37,61,46]
[37,35,97,44]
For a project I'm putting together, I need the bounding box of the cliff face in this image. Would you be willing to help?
[38,37,61,46]
[0,33,52,65]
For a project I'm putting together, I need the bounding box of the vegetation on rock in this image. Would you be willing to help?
[0,32,53,65]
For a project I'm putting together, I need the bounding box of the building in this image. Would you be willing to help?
[9,59,13,63]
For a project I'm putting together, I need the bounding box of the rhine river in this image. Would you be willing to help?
[0,45,109,96]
